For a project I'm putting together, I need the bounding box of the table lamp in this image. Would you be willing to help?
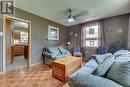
[67,42,71,49]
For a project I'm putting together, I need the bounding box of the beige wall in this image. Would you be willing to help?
[104,15,129,48]
[12,8,67,64]
[15,8,67,64]
[0,8,67,72]
[67,24,81,45]
[67,14,129,53]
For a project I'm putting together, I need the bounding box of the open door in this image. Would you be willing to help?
[3,16,31,72]
[5,19,13,64]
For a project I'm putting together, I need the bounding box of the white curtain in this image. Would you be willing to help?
[81,21,105,47]
[127,16,130,48]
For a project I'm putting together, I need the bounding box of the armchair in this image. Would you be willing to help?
[86,46,108,60]
[97,46,108,54]
[73,45,82,58]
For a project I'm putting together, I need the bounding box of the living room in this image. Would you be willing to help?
[0,0,130,87]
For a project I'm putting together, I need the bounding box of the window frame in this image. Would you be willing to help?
[82,23,100,48]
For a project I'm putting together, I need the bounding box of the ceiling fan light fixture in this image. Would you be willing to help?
[68,15,74,22]
[68,18,74,22]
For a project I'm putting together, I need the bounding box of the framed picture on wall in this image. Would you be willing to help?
[48,26,59,40]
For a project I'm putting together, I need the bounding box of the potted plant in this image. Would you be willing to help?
[109,41,122,53]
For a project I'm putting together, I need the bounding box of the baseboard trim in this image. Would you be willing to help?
[30,61,43,67]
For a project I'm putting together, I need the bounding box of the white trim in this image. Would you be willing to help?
[5,15,31,23]
[29,21,32,67]
[3,16,6,73]
[30,61,42,67]
[2,15,32,73]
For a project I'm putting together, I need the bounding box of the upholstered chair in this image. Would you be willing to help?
[73,45,82,58]
[98,46,108,54]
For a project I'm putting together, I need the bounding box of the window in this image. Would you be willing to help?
[20,32,28,44]
[82,23,100,47]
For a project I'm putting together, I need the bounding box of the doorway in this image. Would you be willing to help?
[3,16,31,72]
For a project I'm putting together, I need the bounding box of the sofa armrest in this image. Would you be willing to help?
[43,52,52,58]
[69,72,123,87]
[84,59,99,69]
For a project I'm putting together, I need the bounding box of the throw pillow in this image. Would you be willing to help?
[94,55,115,76]
[48,47,60,58]
[96,53,112,64]
[107,61,130,87]
[58,47,69,54]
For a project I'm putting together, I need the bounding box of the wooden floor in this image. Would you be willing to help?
[0,64,69,87]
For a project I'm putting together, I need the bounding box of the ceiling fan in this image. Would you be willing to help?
[67,9,89,22]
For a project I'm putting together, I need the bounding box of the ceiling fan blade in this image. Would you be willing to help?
[68,9,72,13]
[74,10,89,18]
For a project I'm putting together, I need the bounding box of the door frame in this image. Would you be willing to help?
[3,15,31,73]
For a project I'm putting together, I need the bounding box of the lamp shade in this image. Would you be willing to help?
[67,42,71,45]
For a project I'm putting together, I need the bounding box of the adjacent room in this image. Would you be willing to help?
[0,0,130,87]
[6,19,29,71]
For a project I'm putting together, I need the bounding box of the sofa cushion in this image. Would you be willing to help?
[46,46,56,52]
[71,73,123,87]
[58,47,70,54]
[51,51,60,58]
[74,52,82,56]
[113,50,130,57]
[77,66,95,74]
[115,54,130,62]
[55,54,71,59]
[107,61,130,87]
[55,53,71,59]
[96,53,112,64]
[69,66,95,82]
[47,46,58,52]
[47,47,61,58]
[84,59,99,69]
[94,55,115,76]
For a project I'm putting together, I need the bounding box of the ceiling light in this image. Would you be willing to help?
[68,18,74,22]
[68,15,74,22]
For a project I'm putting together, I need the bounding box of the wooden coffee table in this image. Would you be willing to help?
[52,56,82,83]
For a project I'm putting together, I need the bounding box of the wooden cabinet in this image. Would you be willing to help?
[13,45,24,56]
[13,31,20,40]
[24,45,28,59]
[10,45,28,63]
[52,56,82,83]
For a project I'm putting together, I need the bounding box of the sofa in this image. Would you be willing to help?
[69,50,130,87]
[42,46,71,65]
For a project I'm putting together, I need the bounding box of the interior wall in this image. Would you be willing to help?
[103,15,129,48]
[0,7,67,72]
[15,8,67,64]
[67,14,129,53]
[67,24,81,45]
[0,17,3,72]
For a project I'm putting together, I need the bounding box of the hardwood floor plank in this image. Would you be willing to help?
[0,64,69,87]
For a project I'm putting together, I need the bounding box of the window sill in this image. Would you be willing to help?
[84,46,99,49]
